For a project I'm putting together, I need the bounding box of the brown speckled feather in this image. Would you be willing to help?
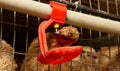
[20,26,80,71]
[98,46,119,71]
[0,40,18,71]
[71,46,120,71]
[20,37,70,71]
[70,46,99,71]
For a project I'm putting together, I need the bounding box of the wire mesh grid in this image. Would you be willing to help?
[0,0,120,71]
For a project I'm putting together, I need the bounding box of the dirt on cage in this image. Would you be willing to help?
[0,0,120,71]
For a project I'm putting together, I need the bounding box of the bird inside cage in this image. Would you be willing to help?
[70,45,120,71]
[0,40,18,71]
[97,46,119,71]
[20,26,80,71]
[20,25,120,71]
[70,46,99,71]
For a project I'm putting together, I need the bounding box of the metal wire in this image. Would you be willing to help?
[0,8,2,39]
[0,8,2,48]
[11,10,16,71]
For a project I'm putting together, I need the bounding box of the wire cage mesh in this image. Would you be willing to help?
[0,0,120,71]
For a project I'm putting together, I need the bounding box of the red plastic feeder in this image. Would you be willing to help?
[37,1,82,64]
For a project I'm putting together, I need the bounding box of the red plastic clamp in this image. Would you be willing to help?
[37,1,82,64]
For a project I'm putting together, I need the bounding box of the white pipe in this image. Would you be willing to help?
[0,0,120,35]
[0,0,51,19]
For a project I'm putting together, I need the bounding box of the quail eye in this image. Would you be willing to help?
[93,56,97,58]
[82,51,85,53]
[87,54,90,56]
[87,52,90,53]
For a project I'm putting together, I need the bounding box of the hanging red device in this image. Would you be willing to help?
[37,1,82,64]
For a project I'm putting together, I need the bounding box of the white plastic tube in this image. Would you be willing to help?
[0,0,120,35]
[0,0,51,19]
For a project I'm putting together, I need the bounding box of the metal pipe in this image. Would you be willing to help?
[0,0,120,35]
